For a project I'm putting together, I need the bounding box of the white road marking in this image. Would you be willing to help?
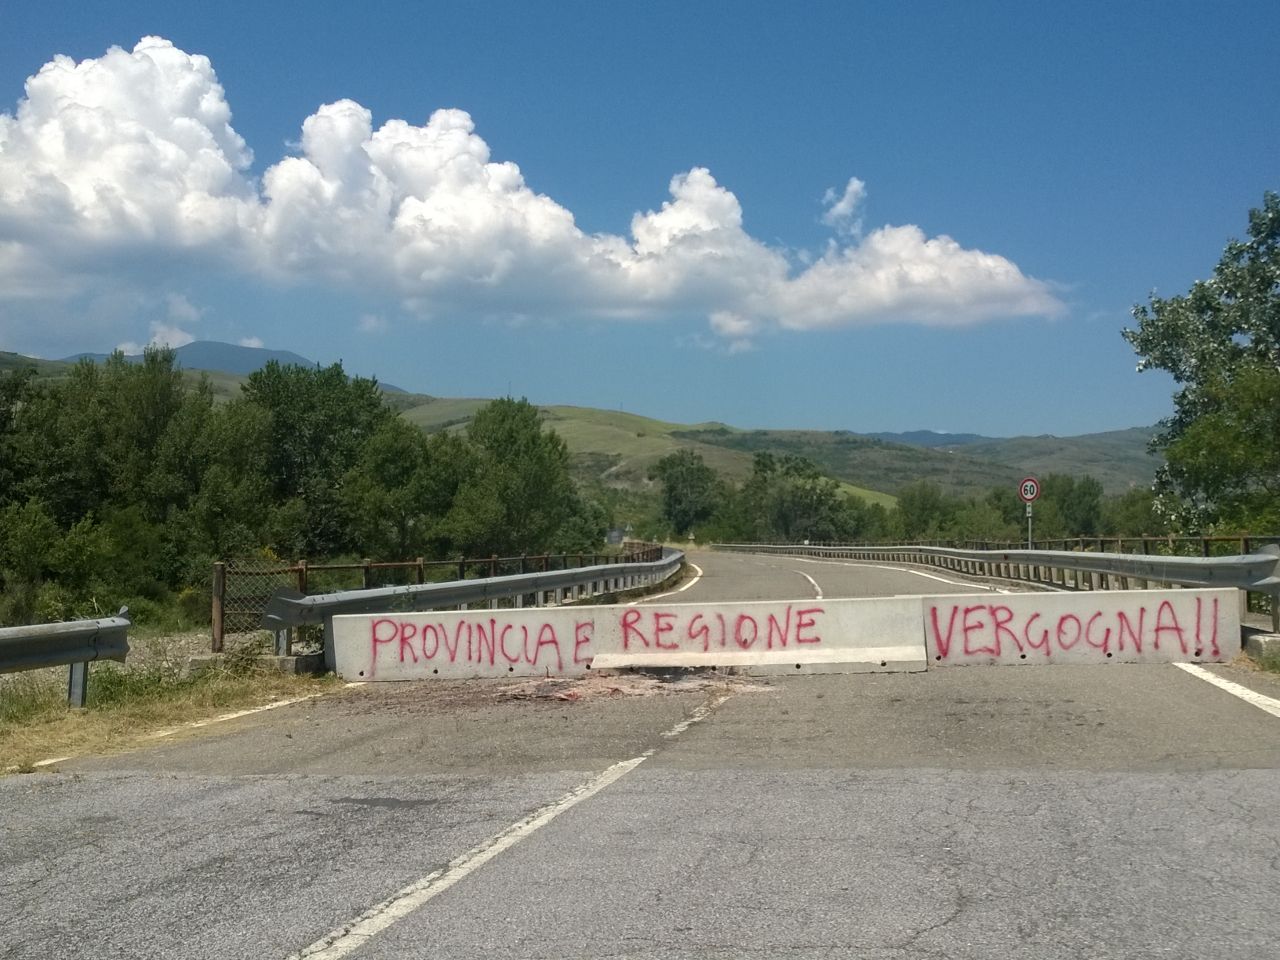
[793,569,824,600]
[790,556,997,591]
[10,685,364,772]
[287,692,730,960]
[1174,663,1280,719]
[630,562,703,605]
[142,693,325,740]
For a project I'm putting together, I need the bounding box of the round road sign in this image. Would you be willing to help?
[1019,477,1041,503]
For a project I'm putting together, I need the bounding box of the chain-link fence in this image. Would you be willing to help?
[211,546,665,652]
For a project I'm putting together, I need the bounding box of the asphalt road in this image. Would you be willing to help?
[4,550,1279,959]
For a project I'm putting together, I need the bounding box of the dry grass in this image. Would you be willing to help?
[0,637,339,773]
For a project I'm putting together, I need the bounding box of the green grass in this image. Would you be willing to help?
[1,653,339,771]
[396,399,899,506]
[399,397,495,431]
[0,672,63,728]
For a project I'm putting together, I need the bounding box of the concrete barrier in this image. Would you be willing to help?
[330,596,928,680]
[923,588,1238,666]
[329,588,1240,680]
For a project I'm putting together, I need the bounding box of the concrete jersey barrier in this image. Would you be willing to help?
[329,587,1239,680]
[331,596,927,679]
[924,588,1236,666]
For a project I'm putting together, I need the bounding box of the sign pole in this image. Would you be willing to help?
[1018,477,1040,548]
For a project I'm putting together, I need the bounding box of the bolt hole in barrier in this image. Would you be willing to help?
[325,589,1238,680]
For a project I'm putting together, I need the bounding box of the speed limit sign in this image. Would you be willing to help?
[1019,477,1041,503]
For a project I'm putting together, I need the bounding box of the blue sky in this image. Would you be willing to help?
[1,1,1276,436]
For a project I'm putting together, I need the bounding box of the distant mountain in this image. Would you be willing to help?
[61,341,405,391]
[933,426,1161,494]
[865,430,993,448]
[670,424,1161,496]
[63,341,318,374]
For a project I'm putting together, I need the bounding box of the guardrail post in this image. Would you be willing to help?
[415,558,425,585]
[67,661,89,708]
[362,559,373,590]
[211,561,226,653]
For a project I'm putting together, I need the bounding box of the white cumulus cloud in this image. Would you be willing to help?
[0,37,1064,352]
[116,320,195,354]
[821,177,866,235]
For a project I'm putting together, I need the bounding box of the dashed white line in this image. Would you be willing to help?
[793,569,823,600]
[1174,663,1280,719]
[630,562,703,605]
[287,692,730,959]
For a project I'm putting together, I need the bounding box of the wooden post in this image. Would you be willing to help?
[362,558,373,589]
[416,557,425,584]
[211,561,226,653]
[297,559,309,594]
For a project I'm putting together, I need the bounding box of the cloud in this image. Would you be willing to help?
[166,293,202,325]
[357,313,387,333]
[821,177,866,236]
[0,38,1063,351]
[116,320,195,354]
[238,336,264,348]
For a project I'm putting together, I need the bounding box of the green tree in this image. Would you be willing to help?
[650,450,720,537]
[0,366,37,509]
[1101,487,1170,536]
[893,481,959,539]
[241,361,394,555]
[1040,474,1103,538]
[445,398,590,556]
[340,419,478,559]
[1123,192,1280,528]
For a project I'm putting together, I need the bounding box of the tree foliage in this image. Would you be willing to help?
[0,357,605,626]
[650,450,720,536]
[1123,192,1280,529]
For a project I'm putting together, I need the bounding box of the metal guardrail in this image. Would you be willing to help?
[712,543,1280,630]
[214,544,666,648]
[260,549,686,664]
[0,608,132,707]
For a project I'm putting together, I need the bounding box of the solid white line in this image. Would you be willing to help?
[142,693,323,740]
[1174,663,1280,719]
[8,684,366,773]
[288,693,728,960]
[630,562,703,605]
[791,556,996,591]
[661,692,729,738]
[793,569,824,600]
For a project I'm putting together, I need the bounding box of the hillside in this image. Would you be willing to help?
[674,428,1021,498]
[398,399,900,509]
[4,345,1159,501]
[935,427,1160,493]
